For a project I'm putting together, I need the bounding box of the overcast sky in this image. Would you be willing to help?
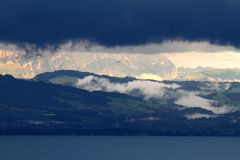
[1,0,240,49]
[0,0,240,69]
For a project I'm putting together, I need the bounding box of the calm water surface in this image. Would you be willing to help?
[1,136,240,160]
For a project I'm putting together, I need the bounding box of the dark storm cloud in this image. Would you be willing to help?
[1,0,240,47]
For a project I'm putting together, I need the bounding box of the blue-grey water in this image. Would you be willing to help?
[1,136,240,160]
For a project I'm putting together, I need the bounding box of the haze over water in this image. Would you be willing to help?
[1,136,240,160]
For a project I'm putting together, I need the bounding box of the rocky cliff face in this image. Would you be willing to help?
[0,52,178,80]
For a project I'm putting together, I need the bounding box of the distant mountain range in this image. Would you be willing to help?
[0,70,240,135]
[177,67,240,82]
[0,52,177,80]
[1,52,240,82]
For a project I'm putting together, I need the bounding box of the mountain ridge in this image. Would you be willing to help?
[0,71,240,135]
[0,53,178,80]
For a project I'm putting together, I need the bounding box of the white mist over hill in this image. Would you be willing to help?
[76,75,180,99]
[75,75,238,116]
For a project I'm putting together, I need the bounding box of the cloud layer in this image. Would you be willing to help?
[76,75,180,100]
[175,92,236,114]
[1,0,240,48]
[185,113,215,120]
[76,76,237,115]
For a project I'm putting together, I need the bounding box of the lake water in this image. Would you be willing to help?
[1,136,240,160]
